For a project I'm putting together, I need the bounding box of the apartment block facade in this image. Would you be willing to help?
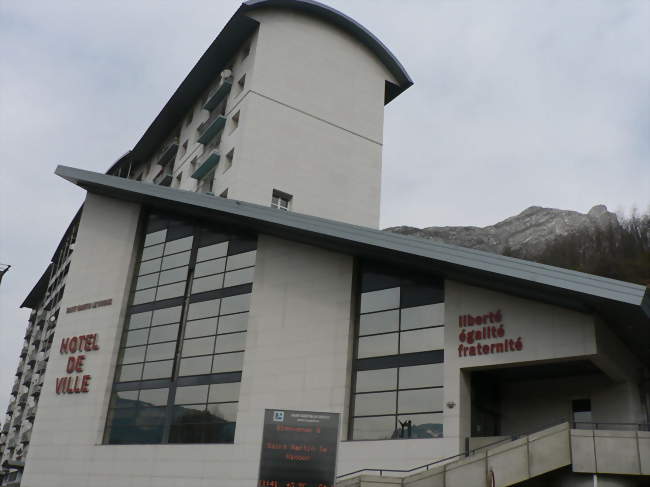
[1,2,648,486]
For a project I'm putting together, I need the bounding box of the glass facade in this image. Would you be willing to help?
[350,263,445,440]
[105,212,256,444]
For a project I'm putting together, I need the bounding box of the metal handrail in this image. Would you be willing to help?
[336,419,562,480]
[570,421,649,431]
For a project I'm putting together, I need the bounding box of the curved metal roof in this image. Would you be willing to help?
[241,0,413,100]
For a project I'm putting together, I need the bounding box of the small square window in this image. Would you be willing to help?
[271,190,292,211]
[230,111,240,134]
[224,149,234,173]
[237,74,246,93]
[180,140,188,157]
[220,189,228,198]
[241,43,251,60]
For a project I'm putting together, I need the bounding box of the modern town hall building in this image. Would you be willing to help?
[1,1,649,486]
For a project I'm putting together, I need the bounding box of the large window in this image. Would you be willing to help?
[105,212,256,444]
[350,263,445,440]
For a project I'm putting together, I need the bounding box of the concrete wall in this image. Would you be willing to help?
[213,9,392,227]
[21,194,142,486]
[442,281,599,450]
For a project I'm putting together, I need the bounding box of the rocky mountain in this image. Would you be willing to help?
[385,205,621,260]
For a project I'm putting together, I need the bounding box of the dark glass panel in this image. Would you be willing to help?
[401,304,444,330]
[401,283,444,308]
[164,236,193,255]
[128,311,152,330]
[360,287,400,314]
[107,407,137,427]
[208,382,241,403]
[206,402,238,422]
[158,267,188,286]
[145,341,176,362]
[142,360,174,380]
[138,388,169,407]
[227,236,257,255]
[118,363,143,382]
[356,333,398,359]
[224,267,255,287]
[148,324,179,344]
[192,274,224,294]
[400,363,443,390]
[138,258,161,276]
[144,229,166,247]
[125,329,149,347]
[196,242,228,262]
[135,273,159,291]
[358,310,398,336]
[211,352,244,373]
[397,413,443,438]
[132,288,156,305]
[194,258,226,278]
[141,243,164,261]
[121,346,146,365]
[214,332,246,354]
[185,317,218,338]
[182,336,216,357]
[111,390,139,408]
[220,294,250,315]
[179,356,213,376]
[217,313,248,334]
[151,306,182,326]
[145,214,167,233]
[165,223,193,242]
[355,368,397,393]
[187,299,220,320]
[161,251,191,271]
[174,385,209,405]
[155,282,186,301]
[352,416,396,440]
[198,229,229,248]
[398,388,443,414]
[354,391,396,416]
[399,328,443,354]
[225,251,256,271]
[360,267,401,293]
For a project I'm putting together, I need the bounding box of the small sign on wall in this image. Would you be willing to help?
[258,409,340,487]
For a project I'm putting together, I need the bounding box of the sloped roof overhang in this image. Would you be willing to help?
[56,166,650,365]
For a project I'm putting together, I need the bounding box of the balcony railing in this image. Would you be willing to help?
[197,112,227,145]
[7,437,16,449]
[153,166,173,187]
[191,146,221,180]
[32,384,42,398]
[22,373,32,386]
[25,407,36,421]
[203,77,233,111]
[156,137,179,167]
[19,346,28,358]
[10,382,19,396]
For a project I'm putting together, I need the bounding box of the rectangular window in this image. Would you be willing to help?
[105,212,257,445]
[230,111,240,134]
[271,190,292,211]
[224,149,234,173]
[350,263,445,440]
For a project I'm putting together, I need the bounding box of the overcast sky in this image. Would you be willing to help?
[1,0,648,412]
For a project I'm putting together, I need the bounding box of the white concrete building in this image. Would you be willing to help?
[1,1,648,486]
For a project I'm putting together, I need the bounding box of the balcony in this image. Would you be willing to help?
[10,382,19,396]
[24,325,33,340]
[14,368,22,378]
[21,373,32,386]
[20,430,31,444]
[197,112,226,145]
[156,137,179,167]
[32,384,41,398]
[7,437,16,449]
[19,346,27,358]
[203,78,233,111]
[192,147,220,180]
[153,166,173,187]
[17,394,27,408]
[25,407,36,422]
[1,423,9,434]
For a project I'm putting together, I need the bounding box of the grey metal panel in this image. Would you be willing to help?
[55,165,648,310]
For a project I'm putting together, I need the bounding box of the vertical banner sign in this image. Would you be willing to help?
[258,409,340,487]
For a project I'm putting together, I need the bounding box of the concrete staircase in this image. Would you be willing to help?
[336,422,650,487]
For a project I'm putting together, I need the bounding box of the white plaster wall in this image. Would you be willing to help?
[211,9,393,228]
[221,92,383,227]
[249,9,397,143]
[442,281,599,450]
[21,194,142,487]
